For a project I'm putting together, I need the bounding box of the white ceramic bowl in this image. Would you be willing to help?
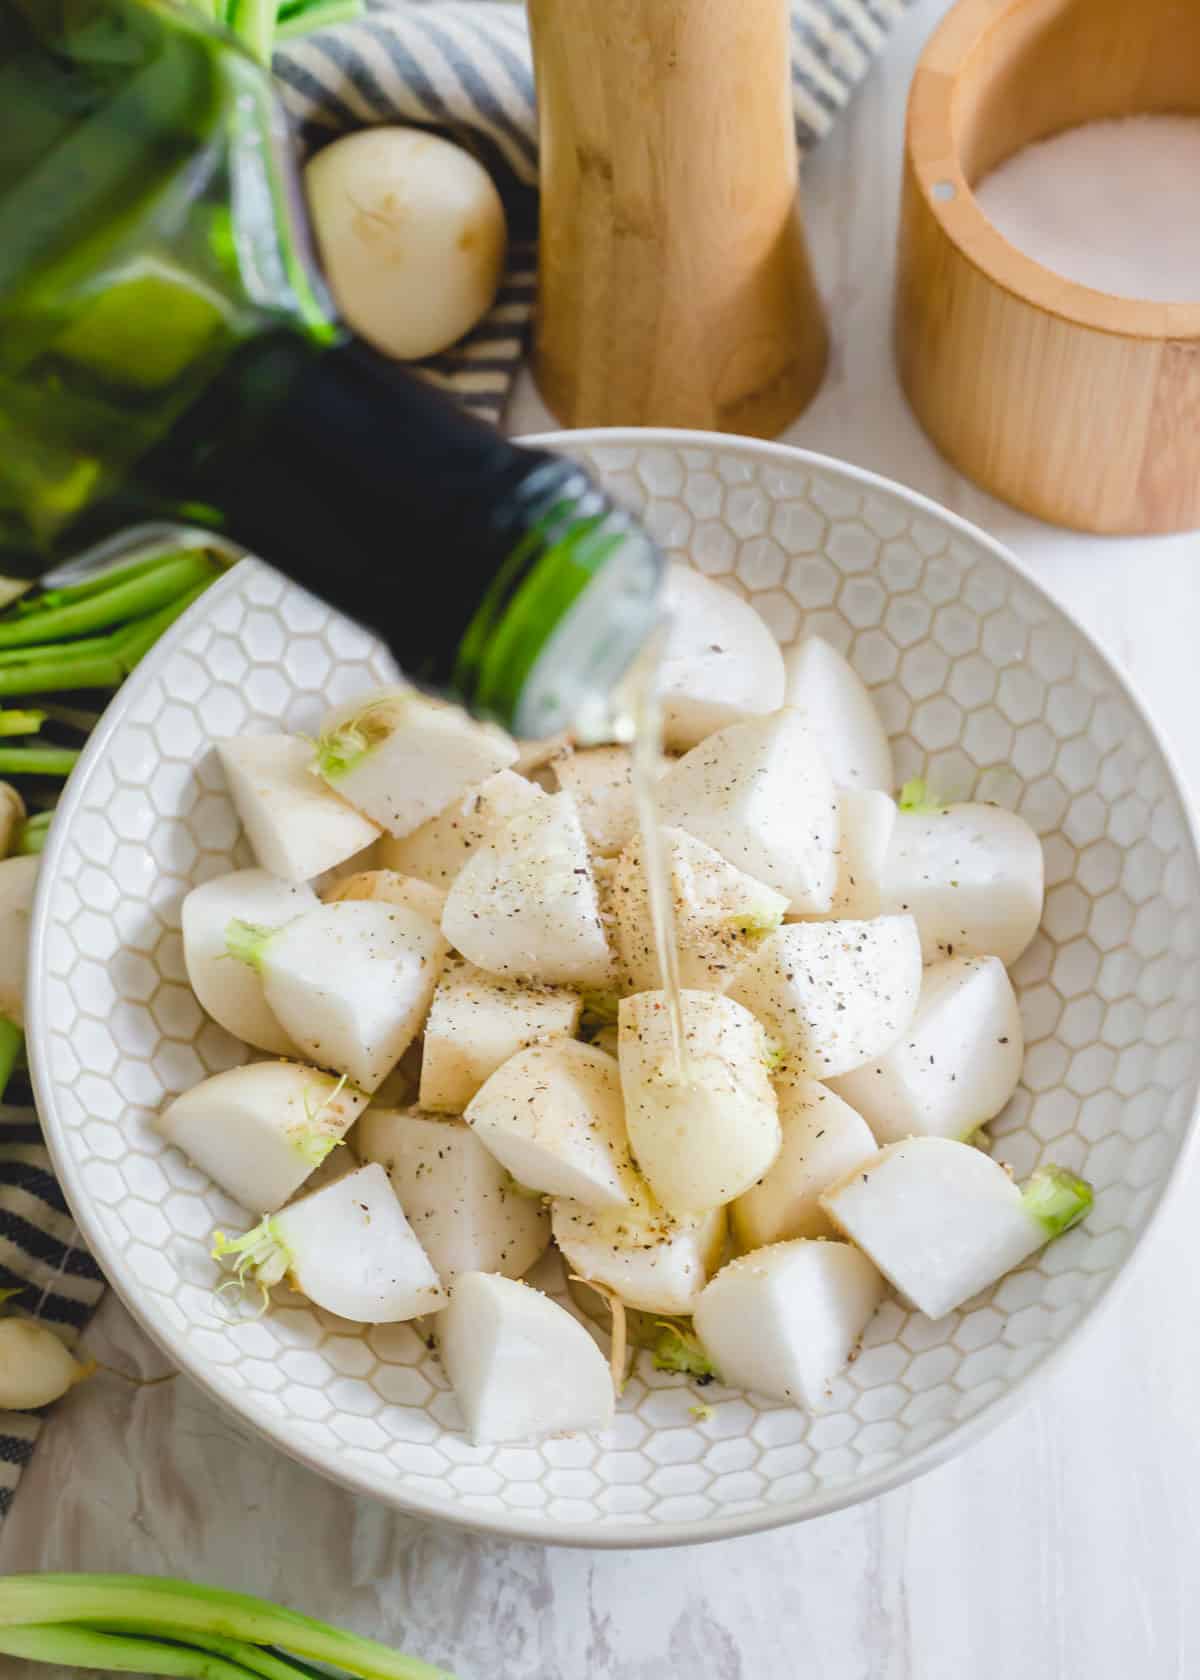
[30,432,1200,1547]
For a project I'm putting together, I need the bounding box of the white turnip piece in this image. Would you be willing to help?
[214,734,380,884]
[552,747,638,857]
[465,1041,634,1209]
[213,1162,445,1323]
[610,827,788,993]
[820,1137,1093,1319]
[0,781,23,858]
[618,990,780,1214]
[655,710,839,913]
[441,793,613,987]
[437,1271,613,1444]
[0,1319,92,1410]
[881,799,1045,966]
[782,635,893,792]
[355,1106,550,1282]
[322,867,446,924]
[809,789,896,921]
[732,1076,878,1248]
[727,914,922,1081]
[181,868,316,1055]
[829,955,1024,1144]
[552,1176,726,1315]
[693,1239,885,1406]
[156,1061,368,1215]
[0,853,37,1027]
[657,564,786,751]
[305,128,507,362]
[418,958,582,1113]
[229,900,446,1092]
[378,768,544,888]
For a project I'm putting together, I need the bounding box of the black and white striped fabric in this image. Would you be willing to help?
[0,0,912,1519]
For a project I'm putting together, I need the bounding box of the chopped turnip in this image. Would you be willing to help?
[0,853,38,1027]
[418,958,582,1113]
[313,686,517,839]
[441,793,613,988]
[229,900,446,1092]
[465,1041,635,1209]
[820,1136,1092,1319]
[213,1162,445,1323]
[728,915,922,1080]
[610,827,788,993]
[808,789,896,921]
[829,955,1024,1144]
[355,1106,550,1282]
[214,734,380,883]
[552,1175,727,1314]
[655,711,839,913]
[693,1239,884,1406]
[881,799,1045,966]
[156,1062,368,1214]
[0,1319,92,1410]
[378,768,544,887]
[732,1076,878,1248]
[553,746,638,856]
[437,1272,613,1444]
[782,635,893,792]
[618,990,780,1214]
[0,782,23,859]
[181,868,316,1056]
[322,866,446,924]
[657,563,786,750]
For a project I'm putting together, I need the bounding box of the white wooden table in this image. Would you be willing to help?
[5,2,1199,1672]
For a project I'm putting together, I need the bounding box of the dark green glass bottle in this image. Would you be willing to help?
[0,0,663,737]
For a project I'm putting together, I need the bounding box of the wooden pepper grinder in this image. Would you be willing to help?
[527,0,828,437]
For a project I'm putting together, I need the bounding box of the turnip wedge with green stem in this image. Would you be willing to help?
[0,1573,454,1678]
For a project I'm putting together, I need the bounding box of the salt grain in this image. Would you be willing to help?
[974,115,1200,303]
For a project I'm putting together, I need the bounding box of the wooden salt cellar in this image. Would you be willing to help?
[526,0,828,438]
[897,0,1200,535]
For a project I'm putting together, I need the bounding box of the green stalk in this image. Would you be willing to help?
[0,1576,454,1680]
[0,709,45,736]
[223,0,277,63]
[0,1016,23,1103]
[17,810,53,855]
[0,553,217,649]
[0,1625,265,1679]
[275,0,363,39]
[111,581,213,667]
[108,1629,318,1680]
[19,549,205,615]
[0,746,80,777]
[225,919,272,969]
[1023,1164,1093,1237]
[0,579,212,696]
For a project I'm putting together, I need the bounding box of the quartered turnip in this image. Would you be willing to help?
[820,1136,1092,1319]
[618,990,780,1214]
[552,1175,727,1315]
[465,1040,634,1209]
[880,798,1045,965]
[437,1272,613,1445]
[441,793,613,987]
[322,866,446,924]
[213,1161,445,1323]
[655,710,839,913]
[355,1106,550,1282]
[313,686,517,839]
[610,827,788,993]
[181,868,316,1055]
[829,955,1024,1144]
[732,1076,878,1249]
[379,767,544,887]
[0,1319,92,1410]
[693,1239,885,1406]
[552,747,638,857]
[810,789,896,921]
[229,900,446,1092]
[782,635,893,791]
[156,1061,368,1215]
[0,781,23,858]
[656,563,786,751]
[0,853,38,1028]
[214,734,380,883]
[418,958,582,1113]
[728,915,922,1080]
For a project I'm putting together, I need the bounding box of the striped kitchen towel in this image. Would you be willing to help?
[0,0,913,1520]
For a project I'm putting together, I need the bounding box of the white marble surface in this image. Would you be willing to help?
[5,2,1200,1672]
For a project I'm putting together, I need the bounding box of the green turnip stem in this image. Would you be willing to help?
[212,1220,291,1289]
[12,549,202,615]
[0,746,80,777]
[898,778,944,813]
[653,1321,717,1383]
[17,811,52,855]
[0,553,217,650]
[223,0,277,61]
[0,710,45,736]
[0,1017,23,1103]
[0,1625,263,1679]
[275,0,363,39]
[0,581,211,696]
[225,919,273,970]
[0,1575,455,1679]
[110,1628,316,1680]
[1022,1164,1093,1238]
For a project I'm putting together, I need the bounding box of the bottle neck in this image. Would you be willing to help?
[155,334,664,736]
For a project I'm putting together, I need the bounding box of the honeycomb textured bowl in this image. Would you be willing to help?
[31,432,1200,1547]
